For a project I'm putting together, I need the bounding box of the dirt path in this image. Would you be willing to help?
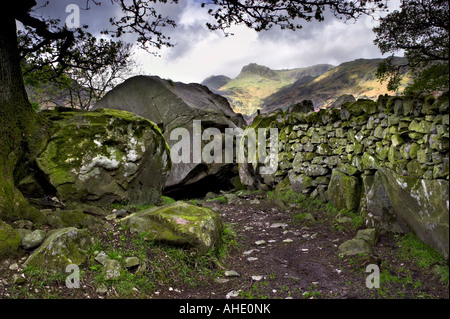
[170,192,448,299]
[0,191,447,300]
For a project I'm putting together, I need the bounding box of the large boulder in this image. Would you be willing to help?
[360,167,449,259]
[35,108,170,205]
[377,168,449,259]
[94,75,246,198]
[121,201,223,253]
[24,227,94,272]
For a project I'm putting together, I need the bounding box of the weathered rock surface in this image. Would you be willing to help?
[94,75,246,197]
[21,229,46,250]
[338,238,373,256]
[0,221,21,260]
[121,201,223,253]
[326,170,361,212]
[35,107,170,205]
[377,168,449,258]
[24,227,94,271]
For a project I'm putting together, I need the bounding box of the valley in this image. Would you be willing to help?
[202,57,410,119]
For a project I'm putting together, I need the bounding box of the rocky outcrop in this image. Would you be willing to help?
[121,201,223,253]
[24,227,93,272]
[94,75,246,198]
[33,107,170,205]
[242,92,449,258]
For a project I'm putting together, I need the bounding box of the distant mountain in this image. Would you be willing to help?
[201,63,334,116]
[262,57,410,113]
[201,75,232,93]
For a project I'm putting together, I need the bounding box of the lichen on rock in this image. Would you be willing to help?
[121,201,223,253]
[35,108,171,205]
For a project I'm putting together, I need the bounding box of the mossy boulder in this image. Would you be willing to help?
[121,201,223,253]
[94,75,245,195]
[326,169,362,211]
[36,108,170,205]
[47,209,107,231]
[24,227,94,272]
[0,221,21,260]
[380,168,449,259]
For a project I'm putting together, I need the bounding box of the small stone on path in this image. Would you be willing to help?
[224,270,240,277]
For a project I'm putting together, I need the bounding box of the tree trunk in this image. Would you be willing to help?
[0,14,46,221]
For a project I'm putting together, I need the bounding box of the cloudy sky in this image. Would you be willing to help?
[31,0,402,84]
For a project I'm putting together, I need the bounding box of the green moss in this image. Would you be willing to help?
[158,196,176,205]
[0,221,21,260]
[122,202,223,253]
[24,227,94,272]
[36,108,170,205]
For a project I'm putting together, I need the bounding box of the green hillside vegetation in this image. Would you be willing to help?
[263,57,411,113]
[206,63,334,116]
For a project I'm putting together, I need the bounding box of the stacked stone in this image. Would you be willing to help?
[271,92,449,200]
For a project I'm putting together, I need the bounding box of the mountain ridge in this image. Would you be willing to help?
[201,57,410,118]
[202,63,334,117]
[262,56,409,113]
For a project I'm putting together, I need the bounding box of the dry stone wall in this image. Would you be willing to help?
[241,92,449,258]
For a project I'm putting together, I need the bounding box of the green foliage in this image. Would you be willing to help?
[158,196,176,205]
[396,233,449,284]
[373,0,449,92]
[404,64,449,93]
[206,195,227,204]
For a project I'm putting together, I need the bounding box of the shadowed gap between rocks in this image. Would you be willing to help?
[163,164,237,200]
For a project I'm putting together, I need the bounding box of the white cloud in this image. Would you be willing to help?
[137,8,387,84]
[31,0,404,84]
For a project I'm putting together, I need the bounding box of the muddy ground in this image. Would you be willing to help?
[0,191,448,304]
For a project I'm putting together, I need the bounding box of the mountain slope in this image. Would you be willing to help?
[263,57,410,113]
[202,63,334,116]
[201,75,232,93]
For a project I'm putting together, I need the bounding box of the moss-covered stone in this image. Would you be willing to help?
[338,238,373,256]
[36,108,171,205]
[21,229,46,250]
[429,134,449,152]
[391,134,404,147]
[288,172,313,193]
[121,202,223,253]
[417,149,431,164]
[433,161,449,179]
[24,227,94,272]
[304,165,329,177]
[0,221,21,260]
[375,142,389,160]
[409,143,420,158]
[326,169,362,211]
[316,143,333,156]
[406,159,426,177]
[380,168,449,259]
[409,120,432,134]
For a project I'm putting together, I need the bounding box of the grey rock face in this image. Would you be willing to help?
[95,75,246,196]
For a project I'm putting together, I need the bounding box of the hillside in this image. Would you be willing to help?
[262,57,410,113]
[201,63,334,116]
[201,75,232,93]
